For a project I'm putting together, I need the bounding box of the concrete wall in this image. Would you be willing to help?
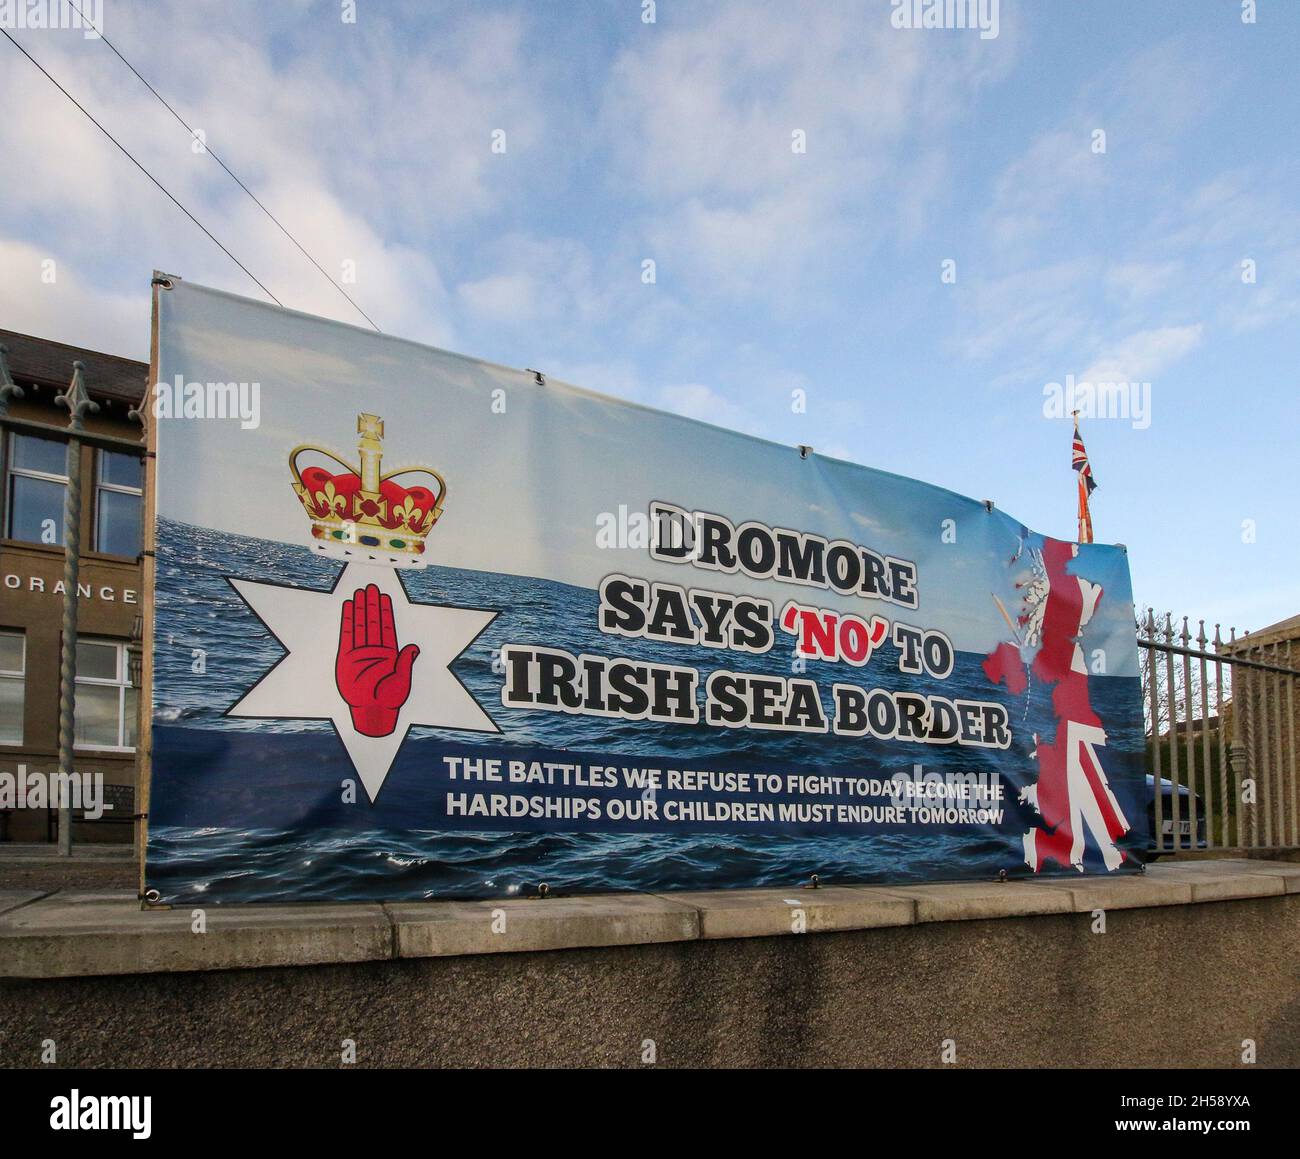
[3,892,1297,1069]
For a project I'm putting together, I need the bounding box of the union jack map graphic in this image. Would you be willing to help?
[984,537,1131,873]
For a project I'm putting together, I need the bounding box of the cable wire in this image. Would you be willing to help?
[67,0,382,331]
[1,26,283,306]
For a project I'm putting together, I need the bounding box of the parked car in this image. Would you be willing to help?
[1145,773,1207,855]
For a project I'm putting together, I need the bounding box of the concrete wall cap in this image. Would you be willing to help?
[2,860,1298,978]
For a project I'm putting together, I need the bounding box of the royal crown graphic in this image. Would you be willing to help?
[290,413,446,569]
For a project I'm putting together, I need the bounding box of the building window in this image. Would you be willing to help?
[6,432,68,545]
[0,631,23,745]
[74,639,137,751]
[95,449,143,556]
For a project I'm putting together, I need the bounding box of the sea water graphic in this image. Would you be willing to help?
[147,518,1148,902]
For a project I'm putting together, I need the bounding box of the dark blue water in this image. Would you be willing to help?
[146,518,1149,902]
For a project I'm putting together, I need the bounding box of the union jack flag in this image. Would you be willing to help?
[1072,416,1095,543]
[1072,417,1096,494]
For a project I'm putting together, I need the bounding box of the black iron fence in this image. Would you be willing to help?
[1138,610,1299,854]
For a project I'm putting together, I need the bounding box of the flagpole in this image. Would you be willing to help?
[1072,410,1094,544]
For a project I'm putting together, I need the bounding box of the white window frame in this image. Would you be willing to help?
[6,431,69,544]
[74,638,136,753]
[94,448,144,556]
[0,629,24,746]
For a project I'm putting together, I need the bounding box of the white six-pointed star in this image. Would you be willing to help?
[227,561,498,801]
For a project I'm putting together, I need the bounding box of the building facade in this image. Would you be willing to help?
[0,329,147,845]
[1220,612,1300,849]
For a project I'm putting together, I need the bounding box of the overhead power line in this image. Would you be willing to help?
[66,0,382,331]
[1,26,282,307]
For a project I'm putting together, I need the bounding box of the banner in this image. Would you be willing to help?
[145,280,1148,902]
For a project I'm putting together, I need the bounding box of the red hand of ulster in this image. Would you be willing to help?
[335,583,420,737]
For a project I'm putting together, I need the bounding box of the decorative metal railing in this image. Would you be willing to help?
[1138,609,1299,854]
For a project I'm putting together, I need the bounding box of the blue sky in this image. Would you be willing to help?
[1,0,1297,637]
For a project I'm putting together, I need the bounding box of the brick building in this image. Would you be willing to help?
[0,329,147,845]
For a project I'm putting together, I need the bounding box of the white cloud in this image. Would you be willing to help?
[601,1,1016,301]
[987,37,1214,227]
[953,259,1099,383]
[457,272,538,323]
[956,36,1300,396]
[0,240,145,358]
[650,195,835,299]
[0,1,543,354]
[1104,261,1184,304]
[1076,324,1203,385]
[658,382,756,434]
[454,235,607,329]
[987,127,1108,247]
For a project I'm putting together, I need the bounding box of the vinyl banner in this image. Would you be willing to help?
[146,280,1148,903]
